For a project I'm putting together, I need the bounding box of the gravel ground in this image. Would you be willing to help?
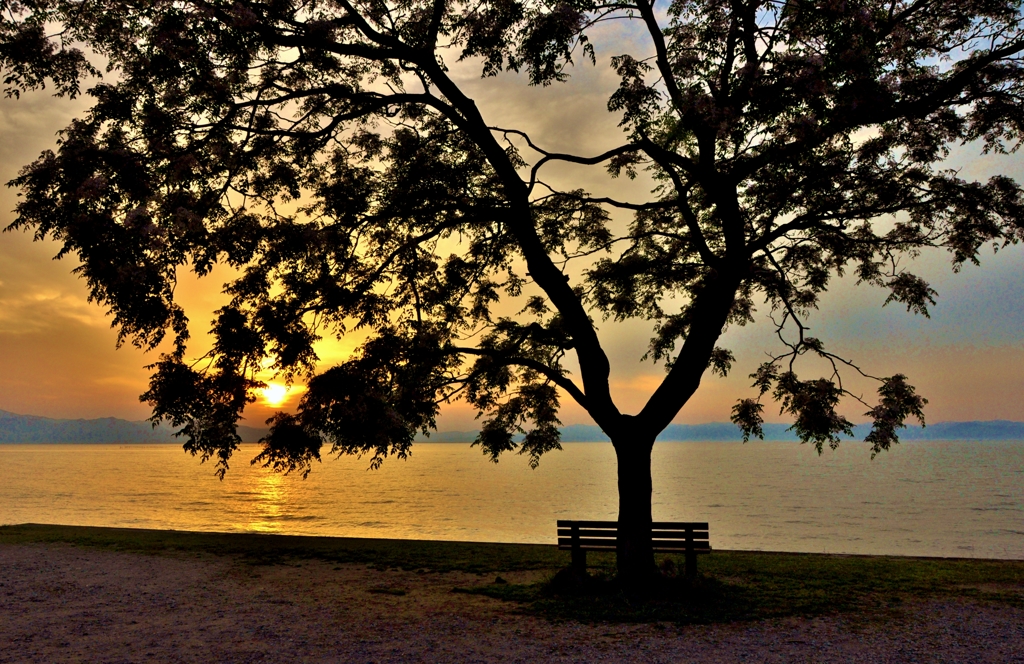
[1,543,1022,663]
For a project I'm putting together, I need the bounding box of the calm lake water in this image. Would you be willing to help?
[1,441,1022,559]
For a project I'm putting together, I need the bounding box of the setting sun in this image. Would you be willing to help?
[261,383,289,407]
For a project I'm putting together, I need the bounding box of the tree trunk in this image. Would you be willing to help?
[613,439,656,589]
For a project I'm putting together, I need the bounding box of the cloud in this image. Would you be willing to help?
[0,313,155,420]
[0,234,110,333]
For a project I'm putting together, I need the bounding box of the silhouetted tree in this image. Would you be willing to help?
[4,0,1023,586]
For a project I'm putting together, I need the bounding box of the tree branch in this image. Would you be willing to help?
[636,0,686,115]
[453,346,589,409]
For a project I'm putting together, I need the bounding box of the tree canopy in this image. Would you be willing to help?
[3,0,1023,538]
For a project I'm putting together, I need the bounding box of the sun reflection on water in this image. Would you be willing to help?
[244,467,286,533]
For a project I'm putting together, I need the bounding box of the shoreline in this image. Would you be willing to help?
[3,522,1021,564]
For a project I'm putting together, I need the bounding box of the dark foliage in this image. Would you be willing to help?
[4,0,1024,577]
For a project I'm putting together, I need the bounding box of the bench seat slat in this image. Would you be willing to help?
[558,543,617,551]
[557,537,629,548]
[556,520,708,529]
[652,531,709,540]
[558,528,708,539]
[557,541,712,549]
[556,530,616,539]
[558,537,711,549]
[558,542,711,552]
[557,541,711,549]
[557,537,712,546]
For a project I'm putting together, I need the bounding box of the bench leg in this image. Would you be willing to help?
[571,547,587,575]
[685,549,697,580]
[570,523,587,575]
[683,526,699,580]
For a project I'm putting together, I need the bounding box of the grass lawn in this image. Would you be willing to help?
[3,523,1022,624]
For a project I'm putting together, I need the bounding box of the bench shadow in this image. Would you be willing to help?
[457,564,759,625]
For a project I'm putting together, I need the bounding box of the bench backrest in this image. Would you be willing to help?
[556,520,710,552]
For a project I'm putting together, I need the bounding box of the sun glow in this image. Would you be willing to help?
[261,383,289,407]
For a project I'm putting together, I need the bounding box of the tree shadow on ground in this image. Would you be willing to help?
[457,567,758,624]
[457,554,1024,625]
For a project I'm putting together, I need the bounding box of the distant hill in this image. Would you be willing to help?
[2,409,1022,444]
[0,410,268,443]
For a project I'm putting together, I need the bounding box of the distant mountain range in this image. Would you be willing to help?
[0,410,268,444]
[4,409,1021,444]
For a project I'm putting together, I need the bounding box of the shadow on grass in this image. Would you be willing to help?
[457,552,1024,624]
[458,570,757,624]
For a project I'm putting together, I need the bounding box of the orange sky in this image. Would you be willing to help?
[1,49,1023,430]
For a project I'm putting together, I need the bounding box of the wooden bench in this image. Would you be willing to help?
[557,520,711,578]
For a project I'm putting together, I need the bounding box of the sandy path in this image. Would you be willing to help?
[1,543,1022,663]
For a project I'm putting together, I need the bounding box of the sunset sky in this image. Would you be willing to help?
[1,32,1022,431]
